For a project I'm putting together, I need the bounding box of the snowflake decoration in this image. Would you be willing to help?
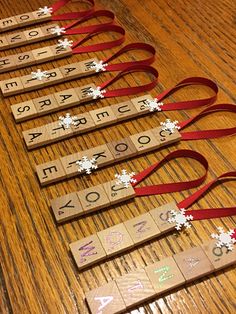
[144,98,163,112]
[211,226,236,251]
[31,69,49,81]
[115,169,137,188]
[91,60,108,72]
[59,113,78,129]
[37,6,53,15]
[57,38,73,49]
[50,26,66,36]
[168,208,193,231]
[88,86,106,99]
[160,119,180,134]
[76,156,98,174]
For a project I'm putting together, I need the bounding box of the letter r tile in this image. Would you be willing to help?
[85,281,126,314]
[70,234,106,270]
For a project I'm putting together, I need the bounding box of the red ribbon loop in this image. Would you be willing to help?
[131,150,209,196]
[64,10,115,33]
[99,65,159,97]
[71,25,126,53]
[52,0,95,18]
[179,104,236,140]
[177,172,236,221]
[157,77,218,110]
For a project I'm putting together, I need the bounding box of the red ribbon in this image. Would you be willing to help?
[179,104,236,140]
[177,172,236,237]
[131,150,209,195]
[51,0,95,19]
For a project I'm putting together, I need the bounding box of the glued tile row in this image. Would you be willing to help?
[0,23,59,52]
[0,57,98,96]
[36,126,181,185]
[69,202,180,269]
[85,239,236,314]
[22,95,161,148]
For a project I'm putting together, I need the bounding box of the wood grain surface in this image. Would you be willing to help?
[0,0,235,313]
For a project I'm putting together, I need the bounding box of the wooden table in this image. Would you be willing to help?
[0,0,235,313]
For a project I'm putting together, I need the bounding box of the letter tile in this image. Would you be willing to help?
[47,121,74,143]
[70,234,107,270]
[21,73,44,92]
[0,78,24,96]
[32,10,52,22]
[23,125,51,149]
[77,184,110,214]
[130,130,161,154]
[111,100,138,121]
[152,127,182,147]
[97,223,134,256]
[32,46,54,63]
[23,27,44,43]
[201,240,236,271]
[75,83,97,102]
[79,58,99,76]
[50,192,83,223]
[36,159,67,185]
[145,256,185,294]
[80,144,115,168]
[173,246,214,282]
[107,137,138,161]
[102,179,136,205]
[90,106,117,127]
[40,24,59,39]
[11,100,37,122]
[149,202,179,233]
[59,62,83,79]
[131,94,154,114]
[6,31,28,48]
[0,17,18,32]
[33,94,60,114]
[50,44,73,59]
[60,152,82,178]
[0,55,16,72]
[13,51,36,67]
[15,12,35,27]
[71,112,96,135]
[124,213,161,245]
[0,36,9,50]
[54,88,80,109]
[85,281,126,314]
[42,68,64,86]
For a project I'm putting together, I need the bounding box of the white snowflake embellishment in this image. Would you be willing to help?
[168,208,193,231]
[91,60,108,72]
[88,86,106,99]
[50,26,66,36]
[211,226,236,251]
[37,6,53,15]
[76,156,98,174]
[160,119,180,134]
[31,69,49,81]
[57,38,73,49]
[115,169,137,188]
[59,113,78,129]
[144,98,163,112]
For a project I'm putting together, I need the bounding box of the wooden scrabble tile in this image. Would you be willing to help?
[23,27,44,43]
[79,57,99,76]
[173,246,214,282]
[23,125,51,149]
[60,152,81,178]
[97,223,134,256]
[145,256,185,294]
[102,179,136,205]
[130,130,161,154]
[32,10,52,23]
[50,192,83,223]
[11,100,37,122]
[80,144,115,168]
[21,73,44,92]
[115,269,155,308]
[202,240,236,271]
[0,77,24,96]
[75,83,96,103]
[107,137,137,161]
[6,31,27,48]
[90,106,117,127]
[47,121,74,143]
[149,202,179,233]
[77,184,110,214]
[70,234,107,269]
[40,24,59,39]
[131,94,154,114]
[85,281,126,314]
[124,212,161,245]
[13,51,36,67]
[111,100,138,121]
[0,36,10,50]
[152,127,182,147]
[33,94,59,114]
[0,55,16,72]
[0,16,18,32]
[50,44,73,59]
[54,88,80,109]
[59,62,83,80]
[36,159,67,186]
[32,46,54,63]
[71,112,96,135]
[15,12,35,27]
[42,68,64,86]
